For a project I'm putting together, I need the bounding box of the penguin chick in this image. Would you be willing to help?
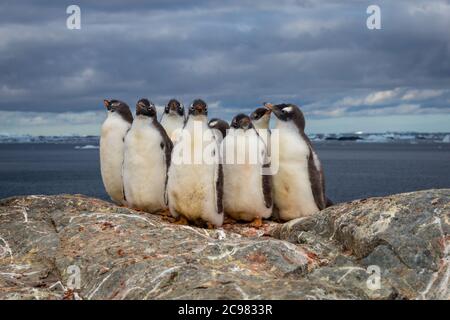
[123,98,173,213]
[167,99,224,227]
[271,103,328,220]
[250,105,272,130]
[208,118,230,143]
[221,114,272,224]
[250,105,272,155]
[160,99,185,142]
[100,99,133,205]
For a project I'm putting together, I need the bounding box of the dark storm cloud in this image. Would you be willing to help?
[0,0,449,122]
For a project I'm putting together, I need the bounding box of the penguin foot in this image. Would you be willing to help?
[174,216,189,225]
[206,222,216,230]
[249,217,263,228]
[160,208,171,217]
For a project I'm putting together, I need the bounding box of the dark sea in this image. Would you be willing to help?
[0,142,449,204]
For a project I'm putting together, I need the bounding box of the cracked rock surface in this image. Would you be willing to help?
[0,189,448,300]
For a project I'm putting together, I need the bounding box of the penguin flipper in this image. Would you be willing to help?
[215,163,224,214]
[154,120,173,206]
[212,134,224,215]
[259,133,272,209]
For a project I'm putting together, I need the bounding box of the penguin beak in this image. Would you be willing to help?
[136,101,147,114]
[271,105,283,118]
[241,118,251,129]
[103,99,112,111]
[194,105,206,115]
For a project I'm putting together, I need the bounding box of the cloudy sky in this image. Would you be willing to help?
[0,0,449,135]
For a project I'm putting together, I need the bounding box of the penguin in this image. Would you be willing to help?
[123,99,173,213]
[167,99,224,227]
[208,118,230,142]
[221,114,272,226]
[271,103,328,221]
[100,99,133,205]
[249,104,272,155]
[249,103,272,130]
[160,99,185,142]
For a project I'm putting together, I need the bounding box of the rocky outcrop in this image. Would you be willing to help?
[0,190,448,300]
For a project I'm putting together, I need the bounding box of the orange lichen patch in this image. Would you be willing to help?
[100,222,115,230]
[247,252,268,264]
[99,266,110,275]
[438,235,450,250]
[63,289,75,300]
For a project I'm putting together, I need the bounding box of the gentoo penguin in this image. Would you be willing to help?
[167,99,224,227]
[100,99,133,205]
[221,114,272,226]
[271,103,328,221]
[249,104,272,153]
[250,104,272,130]
[160,99,185,142]
[208,118,230,142]
[123,99,173,213]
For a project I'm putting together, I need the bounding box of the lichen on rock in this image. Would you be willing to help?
[0,189,448,300]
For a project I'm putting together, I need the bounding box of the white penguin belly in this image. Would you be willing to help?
[273,129,319,220]
[167,121,222,226]
[100,115,130,205]
[123,123,166,213]
[222,132,271,221]
[161,116,184,142]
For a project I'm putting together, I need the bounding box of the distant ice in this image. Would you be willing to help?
[357,134,391,143]
[442,135,450,143]
[306,132,449,144]
[0,134,99,144]
[74,145,99,150]
[1,132,449,145]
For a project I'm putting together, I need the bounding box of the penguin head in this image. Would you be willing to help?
[208,118,230,139]
[271,104,305,131]
[165,99,184,117]
[103,99,133,124]
[250,106,272,129]
[136,98,157,118]
[188,99,208,117]
[231,114,253,130]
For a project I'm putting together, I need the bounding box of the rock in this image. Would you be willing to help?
[0,190,448,300]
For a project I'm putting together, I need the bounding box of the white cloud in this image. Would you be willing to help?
[333,88,402,108]
[280,18,342,38]
[401,89,444,101]
[0,85,27,97]
[332,88,449,110]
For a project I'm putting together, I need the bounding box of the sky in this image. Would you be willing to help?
[0,0,449,135]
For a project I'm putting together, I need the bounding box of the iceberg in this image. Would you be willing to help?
[442,135,450,143]
[357,134,392,143]
[74,145,99,150]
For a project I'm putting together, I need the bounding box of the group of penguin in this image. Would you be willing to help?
[100,98,332,228]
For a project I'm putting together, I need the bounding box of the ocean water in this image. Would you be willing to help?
[0,142,449,204]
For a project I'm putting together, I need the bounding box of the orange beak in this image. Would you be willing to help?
[264,102,273,114]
